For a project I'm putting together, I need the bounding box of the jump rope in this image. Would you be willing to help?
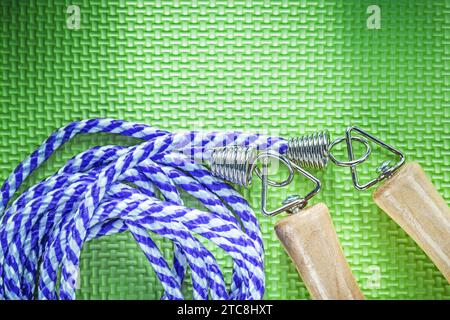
[0,119,449,300]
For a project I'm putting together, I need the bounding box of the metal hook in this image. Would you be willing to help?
[252,150,295,188]
[330,126,406,190]
[255,151,321,216]
[345,126,405,190]
[328,136,372,167]
[210,146,322,217]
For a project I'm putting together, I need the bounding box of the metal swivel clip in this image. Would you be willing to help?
[326,126,406,190]
[285,126,406,190]
[210,126,406,216]
[210,131,328,217]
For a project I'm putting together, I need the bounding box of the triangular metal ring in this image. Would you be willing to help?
[345,126,405,190]
[255,151,321,216]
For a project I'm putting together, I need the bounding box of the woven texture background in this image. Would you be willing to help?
[0,0,449,299]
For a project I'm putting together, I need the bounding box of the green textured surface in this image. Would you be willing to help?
[0,0,449,299]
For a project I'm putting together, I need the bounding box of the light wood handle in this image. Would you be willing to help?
[274,203,364,300]
[373,162,450,283]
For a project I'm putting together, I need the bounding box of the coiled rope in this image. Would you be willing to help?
[0,119,287,300]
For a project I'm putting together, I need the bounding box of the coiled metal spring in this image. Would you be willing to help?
[210,127,403,194]
[286,131,330,169]
[209,135,324,216]
[210,131,330,188]
[210,146,257,187]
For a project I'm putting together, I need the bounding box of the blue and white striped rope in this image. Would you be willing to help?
[0,119,288,300]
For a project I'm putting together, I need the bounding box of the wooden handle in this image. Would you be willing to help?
[274,203,364,300]
[373,162,450,283]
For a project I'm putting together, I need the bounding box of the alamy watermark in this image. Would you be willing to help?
[365,265,381,289]
[66,5,81,30]
[367,5,381,29]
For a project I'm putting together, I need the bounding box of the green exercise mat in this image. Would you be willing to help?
[0,0,449,299]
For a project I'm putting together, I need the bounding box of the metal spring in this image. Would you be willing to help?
[210,143,323,216]
[286,131,330,169]
[210,145,257,187]
[210,131,330,187]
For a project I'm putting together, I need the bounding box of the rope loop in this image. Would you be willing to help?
[0,119,287,300]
